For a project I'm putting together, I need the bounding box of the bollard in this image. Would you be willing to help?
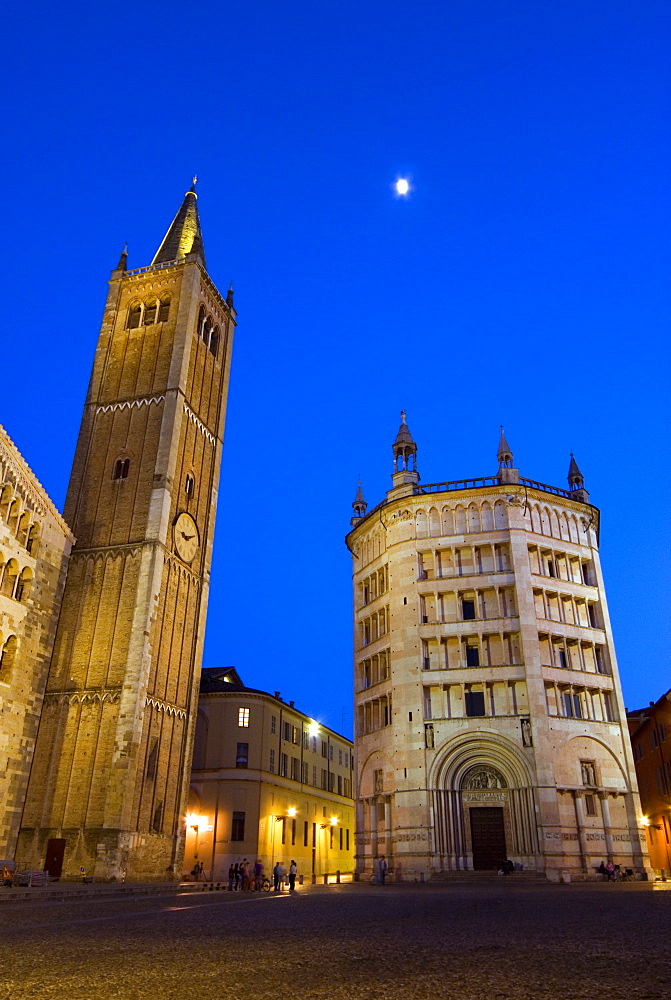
[311,873,317,885]
[323,873,328,885]
[336,870,340,883]
[299,874,304,885]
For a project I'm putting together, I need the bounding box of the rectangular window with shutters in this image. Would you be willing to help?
[280,753,288,777]
[304,821,309,847]
[465,691,485,717]
[312,765,318,786]
[321,768,328,790]
[269,748,275,773]
[236,743,249,768]
[271,715,276,734]
[329,744,334,761]
[302,761,309,784]
[231,812,245,841]
[322,741,328,758]
[291,757,300,781]
[238,707,250,727]
[291,818,296,845]
[340,827,343,850]
[283,722,292,742]
[338,774,343,795]
[281,817,286,844]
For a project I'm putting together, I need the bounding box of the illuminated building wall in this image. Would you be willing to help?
[347,416,651,881]
[17,185,235,880]
[186,667,355,880]
[628,692,671,876]
[0,426,74,862]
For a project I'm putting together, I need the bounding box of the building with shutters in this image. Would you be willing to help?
[347,414,651,881]
[185,667,355,881]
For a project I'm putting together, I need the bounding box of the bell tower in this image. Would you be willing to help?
[19,183,236,879]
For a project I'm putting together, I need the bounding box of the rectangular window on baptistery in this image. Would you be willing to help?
[465,691,485,717]
[466,646,480,667]
[462,599,476,621]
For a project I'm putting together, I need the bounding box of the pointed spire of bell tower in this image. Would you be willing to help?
[152,178,206,267]
[496,426,519,485]
[567,453,589,502]
[351,479,368,526]
[391,410,419,494]
[115,244,128,272]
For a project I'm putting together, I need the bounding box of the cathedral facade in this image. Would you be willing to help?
[17,185,235,880]
[0,427,74,863]
[347,416,651,881]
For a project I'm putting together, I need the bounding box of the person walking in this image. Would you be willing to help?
[378,855,388,885]
[288,860,297,892]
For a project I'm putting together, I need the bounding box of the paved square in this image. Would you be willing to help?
[1,882,669,999]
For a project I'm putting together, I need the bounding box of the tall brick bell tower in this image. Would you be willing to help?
[18,182,235,879]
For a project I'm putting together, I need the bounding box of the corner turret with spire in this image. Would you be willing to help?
[567,453,589,503]
[497,426,519,485]
[390,411,419,497]
[351,480,368,526]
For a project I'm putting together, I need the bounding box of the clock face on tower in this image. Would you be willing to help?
[173,512,199,563]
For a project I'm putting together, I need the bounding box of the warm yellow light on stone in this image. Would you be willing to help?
[288,807,297,817]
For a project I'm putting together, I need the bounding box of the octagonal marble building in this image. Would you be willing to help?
[347,416,650,881]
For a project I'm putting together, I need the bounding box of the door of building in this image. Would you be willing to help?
[44,838,66,878]
[470,808,506,870]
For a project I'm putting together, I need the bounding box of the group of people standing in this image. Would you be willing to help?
[226,859,299,891]
[273,860,298,891]
[227,859,264,890]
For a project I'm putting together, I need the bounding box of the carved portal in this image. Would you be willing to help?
[462,766,507,790]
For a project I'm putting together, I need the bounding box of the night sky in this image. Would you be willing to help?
[2,1,669,735]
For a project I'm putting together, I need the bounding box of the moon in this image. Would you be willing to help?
[395,178,410,196]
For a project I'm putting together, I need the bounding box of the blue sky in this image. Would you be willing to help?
[1,0,669,733]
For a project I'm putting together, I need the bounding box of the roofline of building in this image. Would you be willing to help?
[346,477,600,544]
[626,688,671,740]
[198,678,353,746]
[0,424,75,540]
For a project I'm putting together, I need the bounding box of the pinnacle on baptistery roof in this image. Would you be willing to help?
[152,177,206,267]
[393,409,416,448]
[567,453,585,491]
[497,426,514,469]
[350,479,368,525]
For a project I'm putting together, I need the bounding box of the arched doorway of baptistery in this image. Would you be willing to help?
[462,765,508,870]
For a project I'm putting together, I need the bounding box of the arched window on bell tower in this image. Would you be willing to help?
[112,458,130,481]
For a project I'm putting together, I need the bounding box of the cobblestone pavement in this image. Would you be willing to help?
[1,881,669,1000]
